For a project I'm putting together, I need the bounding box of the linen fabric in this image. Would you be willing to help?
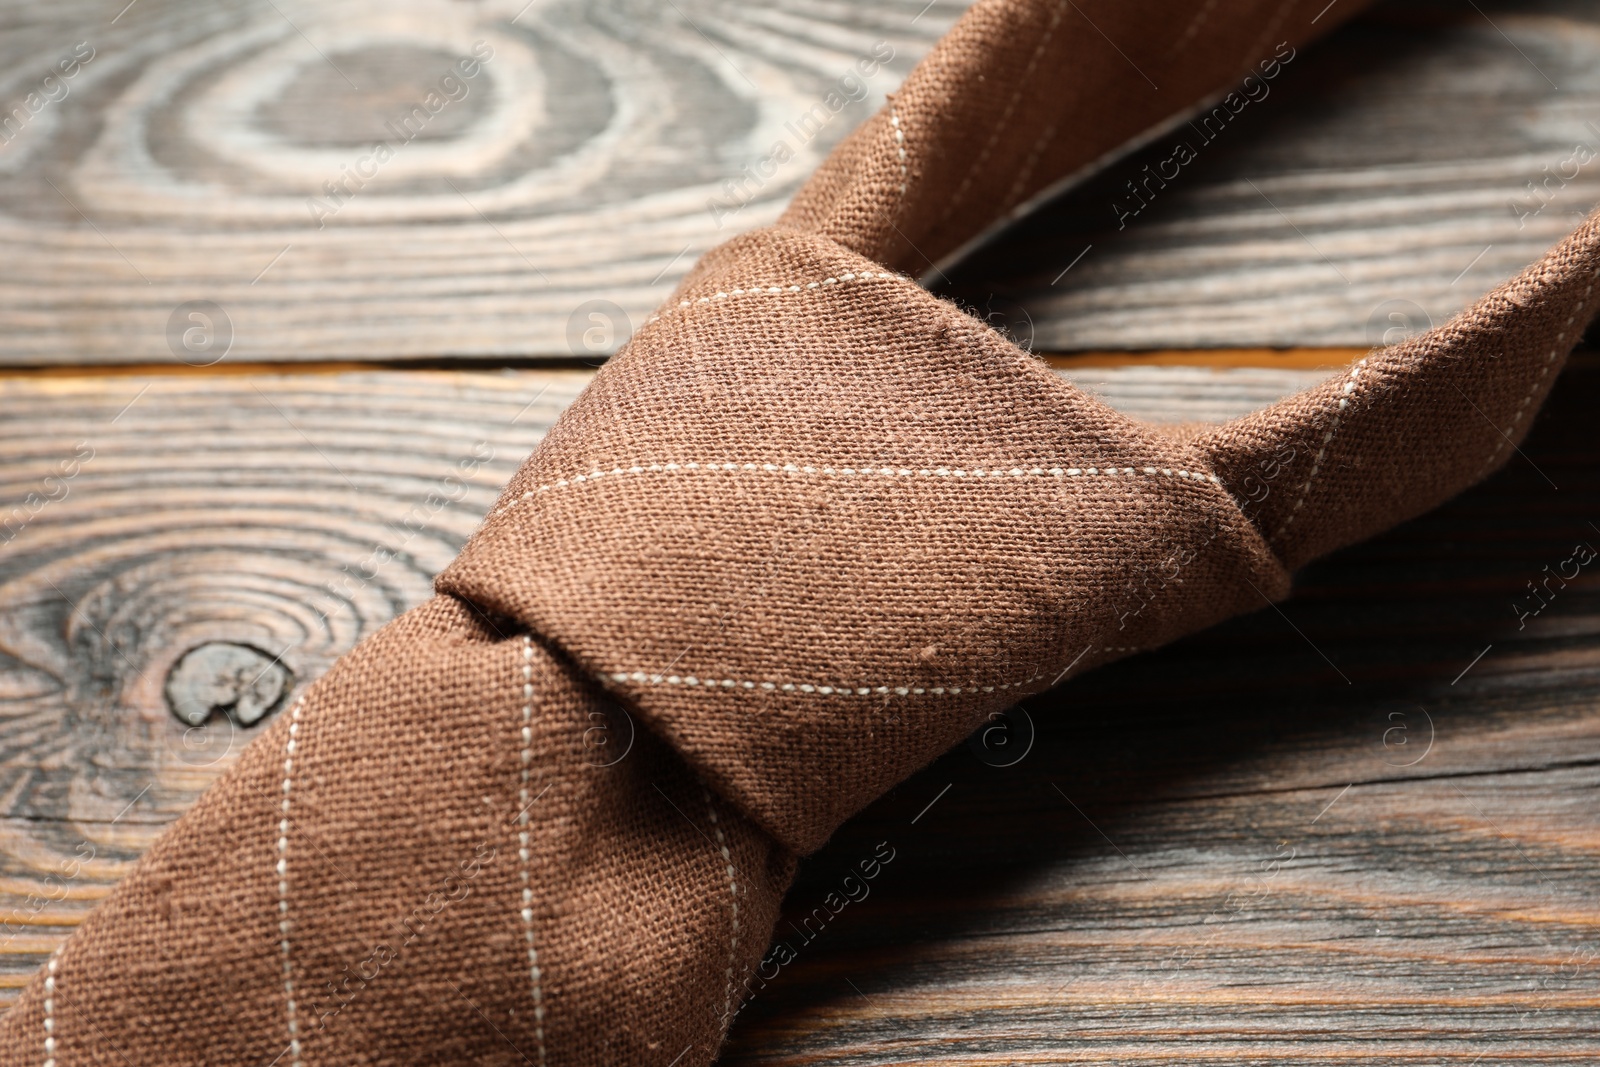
[6,0,1599,1064]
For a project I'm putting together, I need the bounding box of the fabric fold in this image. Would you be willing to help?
[437,224,1294,853]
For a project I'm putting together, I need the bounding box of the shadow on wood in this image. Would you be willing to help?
[939,0,1600,351]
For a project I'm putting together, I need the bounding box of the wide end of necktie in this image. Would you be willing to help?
[0,595,795,1066]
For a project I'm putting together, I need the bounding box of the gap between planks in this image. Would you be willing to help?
[0,347,1375,380]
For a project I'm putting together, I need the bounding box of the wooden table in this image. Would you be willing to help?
[1,0,1598,1063]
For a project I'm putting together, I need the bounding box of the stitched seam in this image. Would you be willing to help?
[703,790,740,1038]
[1166,0,1221,57]
[607,669,1052,698]
[277,698,307,1067]
[1275,357,1367,539]
[492,462,1221,519]
[42,954,56,1067]
[518,637,549,1067]
[644,270,912,326]
[1244,0,1300,77]
[935,0,1066,231]
[1477,270,1598,475]
[1003,120,1057,210]
[888,104,908,198]
[605,642,1154,700]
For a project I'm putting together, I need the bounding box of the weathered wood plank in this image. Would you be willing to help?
[0,0,967,363]
[8,0,1600,362]
[1057,364,1329,423]
[942,0,1600,350]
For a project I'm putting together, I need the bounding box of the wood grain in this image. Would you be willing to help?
[940,0,1600,350]
[0,0,967,363]
[6,0,1600,361]
[0,359,1597,1067]
[0,368,582,990]
[1058,364,1328,424]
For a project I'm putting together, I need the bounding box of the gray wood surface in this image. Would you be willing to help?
[2,0,1598,362]
[942,0,1600,350]
[1058,364,1328,423]
[0,0,967,363]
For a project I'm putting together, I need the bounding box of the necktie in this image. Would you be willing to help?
[6,1,1597,1064]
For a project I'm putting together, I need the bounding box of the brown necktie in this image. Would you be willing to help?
[6,1,1598,1064]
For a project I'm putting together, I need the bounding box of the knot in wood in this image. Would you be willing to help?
[164,642,291,728]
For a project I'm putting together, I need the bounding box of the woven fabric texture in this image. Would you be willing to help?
[5,0,1599,1064]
